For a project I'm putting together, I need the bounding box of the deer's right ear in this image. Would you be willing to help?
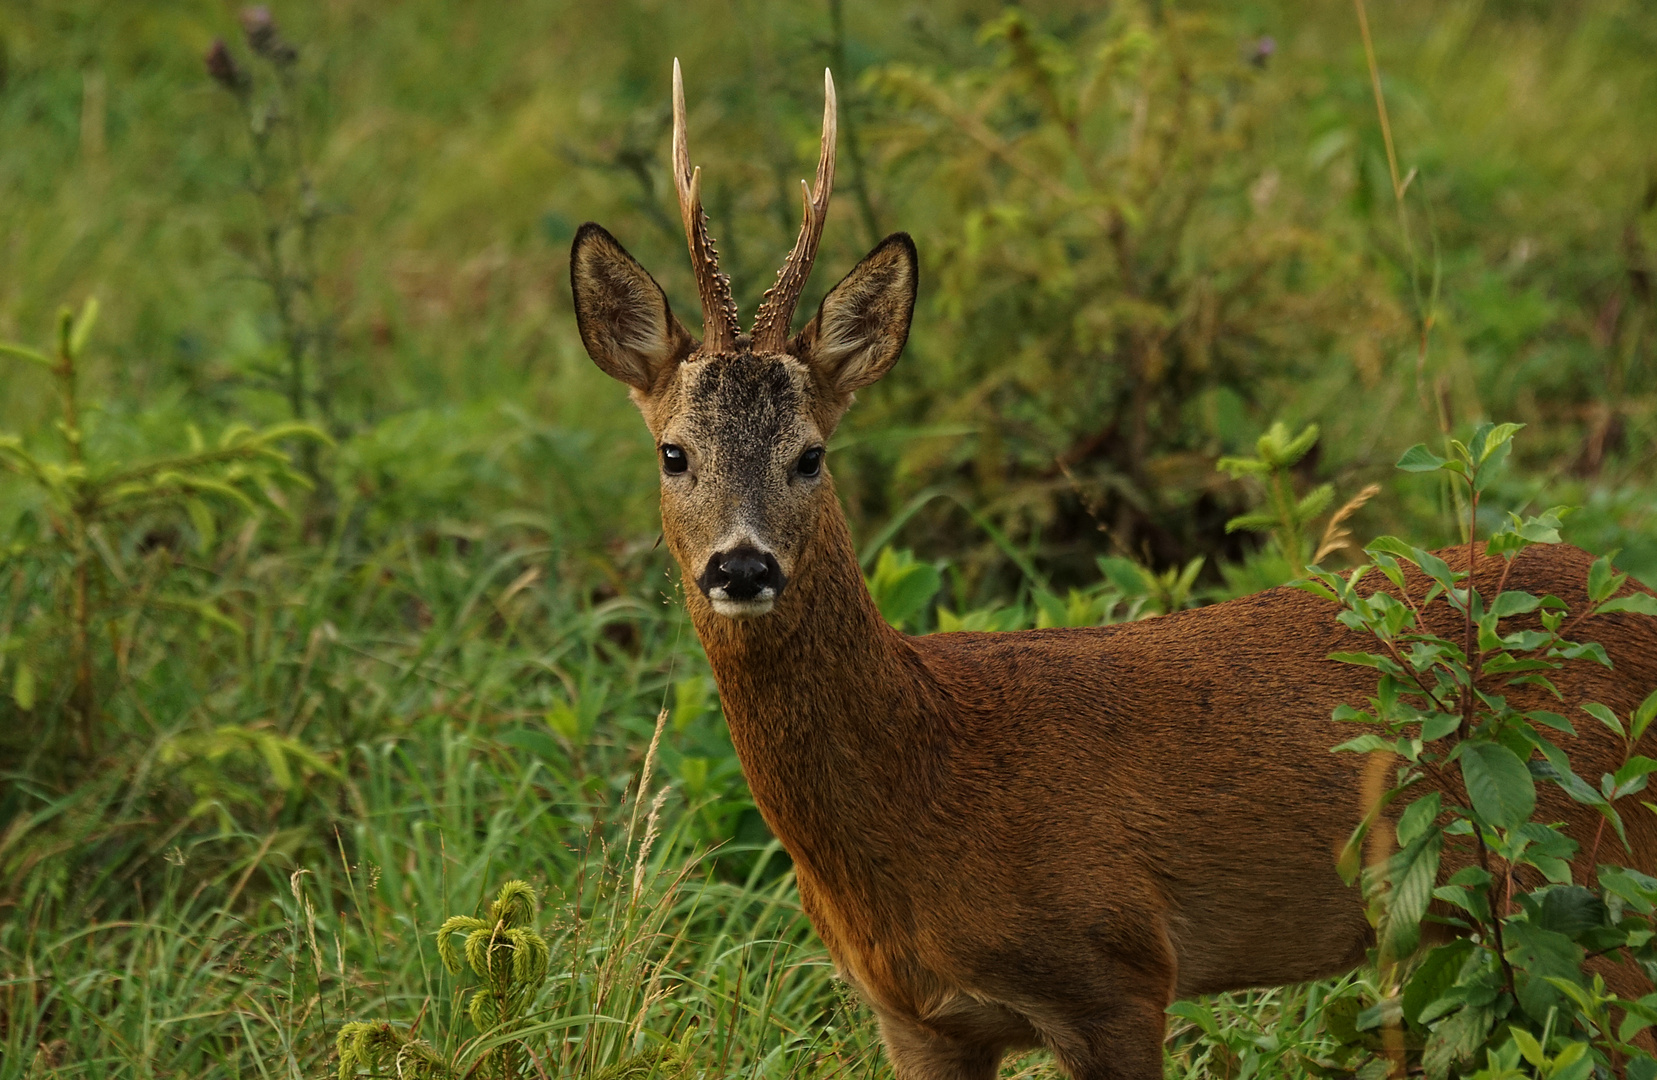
[570,223,695,393]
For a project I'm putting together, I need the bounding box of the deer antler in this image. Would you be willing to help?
[751,69,837,354]
[673,59,741,354]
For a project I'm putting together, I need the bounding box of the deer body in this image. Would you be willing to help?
[693,494,1656,1079]
[571,63,1657,1080]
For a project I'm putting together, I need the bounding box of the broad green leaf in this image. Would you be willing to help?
[1489,591,1541,618]
[1355,996,1403,1032]
[1481,654,1554,677]
[1527,710,1576,736]
[1421,1001,1495,1078]
[1414,548,1458,594]
[1396,444,1449,472]
[1581,702,1624,737]
[1366,535,1418,564]
[1548,1041,1593,1080]
[866,548,943,630]
[1397,791,1442,847]
[1599,593,1657,617]
[1328,651,1398,672]
[1381,830,1443,960]
[1625,1030,1657,1071]
[1507,1026,1544,1067]
[1401,939,1475,1025]
[1612,756,1657,797]
[1599,866,1657,915]
[1164,1000,1220,1036]
[1588,555,1624,603]
[1421,711,1461,742]
[1460,741,1536,828]
[1291,578,1339,602]
[1476,422,1523,463]
[1505,920,1584,1021]
[1333,734,1391,754]
[1634,688,1657,743]
[1537,885,1608,939]
[1554,641,1611,667]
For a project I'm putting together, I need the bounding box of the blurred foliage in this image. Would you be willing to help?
[2,0,1653,590]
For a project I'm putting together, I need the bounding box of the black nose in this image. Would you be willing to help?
[698,546,786,603]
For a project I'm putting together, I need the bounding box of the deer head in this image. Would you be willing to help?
[571,62,917,620]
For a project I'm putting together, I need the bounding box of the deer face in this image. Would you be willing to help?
[571,225,917,619]
[570,63,915,620]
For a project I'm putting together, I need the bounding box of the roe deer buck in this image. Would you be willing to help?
[570,62,1657,1080]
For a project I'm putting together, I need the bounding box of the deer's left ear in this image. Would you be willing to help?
[791,233,917,404]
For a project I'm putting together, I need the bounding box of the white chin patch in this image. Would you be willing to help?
[708,589,777,619]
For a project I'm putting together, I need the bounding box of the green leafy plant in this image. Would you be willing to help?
[1218,421,1334,566]
[1300,422,1657,1078]
[865,546,944,631]
[1216,420,1380,592]
[437,880,551,1045]
[338,880,550,1079]
[0,300,324,757]
[873,5,1405,573]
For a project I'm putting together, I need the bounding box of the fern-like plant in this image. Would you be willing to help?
[336,880,550,1079]
[436,880,551,1045]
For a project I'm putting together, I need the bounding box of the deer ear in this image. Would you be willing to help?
[791,232,917,402]
[571,223,695,393]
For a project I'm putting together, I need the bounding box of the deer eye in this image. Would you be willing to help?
[796,447,824,478]
[660,444,688,474]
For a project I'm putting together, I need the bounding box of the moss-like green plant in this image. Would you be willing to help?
[336,880,550,1079]
[336,1020,452,1080]
[436,879,551,1039]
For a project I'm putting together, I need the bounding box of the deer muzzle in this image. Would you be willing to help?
[698,545,787,617]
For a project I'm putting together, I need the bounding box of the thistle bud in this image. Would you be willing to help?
[1250,35,1277,69]
[240,6,298,66]
[204,39,249,94]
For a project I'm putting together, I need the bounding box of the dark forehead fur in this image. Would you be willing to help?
[682,351,812,450]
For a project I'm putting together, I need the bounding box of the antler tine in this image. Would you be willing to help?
[672,59,739,353]
[751,68,838,354]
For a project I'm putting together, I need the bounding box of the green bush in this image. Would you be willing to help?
[1303,425,1657,1078]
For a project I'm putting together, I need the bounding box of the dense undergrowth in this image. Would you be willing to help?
[3,0,1656,1077]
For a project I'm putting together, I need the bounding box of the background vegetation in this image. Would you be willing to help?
[1,0,1654,1076]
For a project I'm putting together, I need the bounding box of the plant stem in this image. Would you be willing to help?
[826,0,882,250]
[1461,485,1479,740]
[56,321,94,757]
[1353,0,1402,208]
[1473,831,1520,996]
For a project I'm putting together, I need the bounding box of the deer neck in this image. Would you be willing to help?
[683,495,946,870]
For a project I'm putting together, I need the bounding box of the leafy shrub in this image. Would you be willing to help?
[1302,424,1657,1078]
[0,299,323,762]
[868,5,1405,579]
